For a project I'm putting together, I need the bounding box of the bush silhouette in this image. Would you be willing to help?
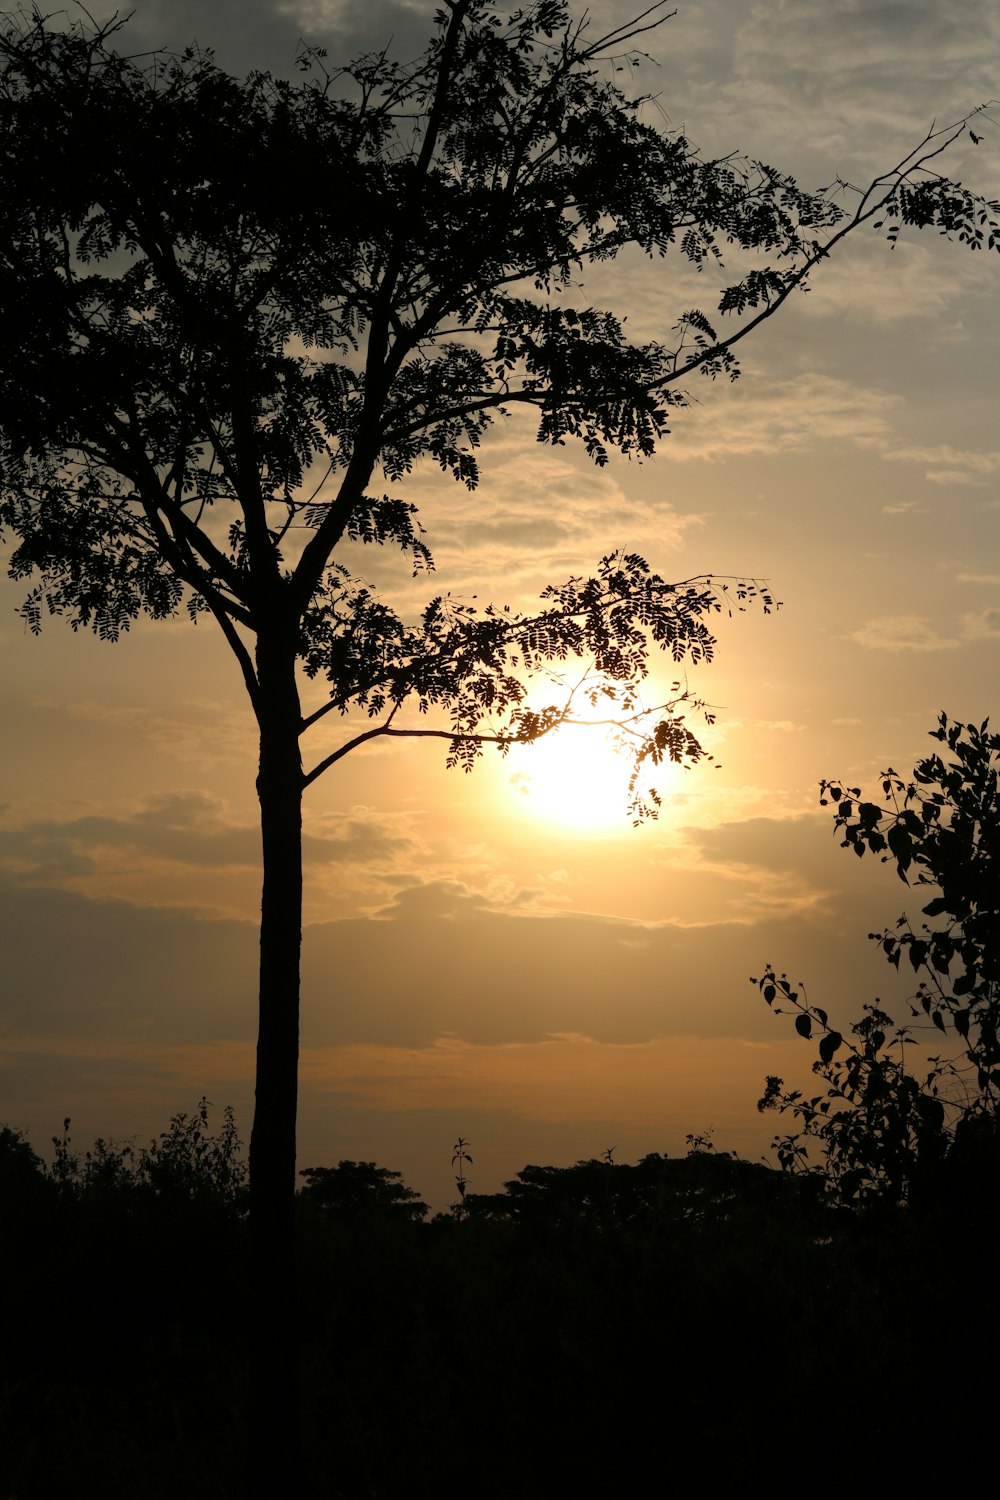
[758,713,1000,1202]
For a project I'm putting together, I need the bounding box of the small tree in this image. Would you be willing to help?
[757,713,1000,1200]
[824,713,1000,1102]
[756,976,948,1202]
[299,1160,428,1222]
[2,1,996,1484]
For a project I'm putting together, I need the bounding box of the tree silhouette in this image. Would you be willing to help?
[1,1,996,1486]
[299,1160,428,1222]
[757,713,1000,1201]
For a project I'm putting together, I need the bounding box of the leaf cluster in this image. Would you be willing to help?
[757,713,1000,1201]
[821,712,1000,1098]
[300,552,767,803]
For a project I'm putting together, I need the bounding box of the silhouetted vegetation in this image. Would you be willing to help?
[3,1094,997,1497]
[12,711,985,1495]
[759,713,1000,1202]
[0,1103,248,1499]
[299,1159,428,1223]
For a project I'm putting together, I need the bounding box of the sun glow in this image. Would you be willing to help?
[505,723,664,833]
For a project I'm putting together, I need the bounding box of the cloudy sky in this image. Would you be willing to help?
[2,0,998,1207]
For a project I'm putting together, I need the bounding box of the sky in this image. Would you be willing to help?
[2,0,999,1209]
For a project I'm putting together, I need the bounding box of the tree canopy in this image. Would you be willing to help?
[299,1160,429,1222]
[3,0,991,793]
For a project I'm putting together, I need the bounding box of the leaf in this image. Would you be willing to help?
[795,1014,812,1040]
[819,1031,843,1065]
[908,940,928,972]
[930,944,951,975]
[921,895,949,917]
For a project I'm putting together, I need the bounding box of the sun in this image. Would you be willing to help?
[504,723,660,833]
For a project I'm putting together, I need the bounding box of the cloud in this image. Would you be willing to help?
[847,614,954,651]
[657,373,901,463]
[880,443,1000,487]
[2,850,907,1054]
[962,607,1000,640]
[799,237,984,328]
[0,878,258,1041]
[103,0,435,78]
[680,813,846,890]
[301,1030,811,1135]
[365,420,707,608]
[846,608,1000,651]
[671,0,1000,179]
[55,698,253,769]
[0,794,416,915]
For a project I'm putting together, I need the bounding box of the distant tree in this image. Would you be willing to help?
[299,1160,428,1222]
[0,1124,49,1212]
[461,1143,785,1227]
[2,2,996,1485]
[757,713,1000,1201]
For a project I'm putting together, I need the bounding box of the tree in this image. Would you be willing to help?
[756,713,1000,1201]
[299,1160,428,1222]
[1,1,995,1486]
[0,1123,49,1210]
[460,1145,780,1228]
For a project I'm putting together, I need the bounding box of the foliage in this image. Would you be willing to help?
[47,1097,247,1212]
[451,1134,473,1204]
[0,1,991,796]
[298,1159,428,1221]
[822,712,1000,1104]
[755,974,947,1201]
[1,1103,248,1500]
[4,1107,999,1495]
[0,1123,48,1206]
[756,713,1000,1201]
[460,1140,788,1227]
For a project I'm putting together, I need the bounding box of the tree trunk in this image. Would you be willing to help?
[247,623,304,1497]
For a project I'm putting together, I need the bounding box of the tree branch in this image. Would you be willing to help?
[301,683,702,789]
[651,116,975,393]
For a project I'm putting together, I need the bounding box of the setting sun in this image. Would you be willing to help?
[504,723,670,831]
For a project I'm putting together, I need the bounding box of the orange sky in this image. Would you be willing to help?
[2,0,998,1208]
